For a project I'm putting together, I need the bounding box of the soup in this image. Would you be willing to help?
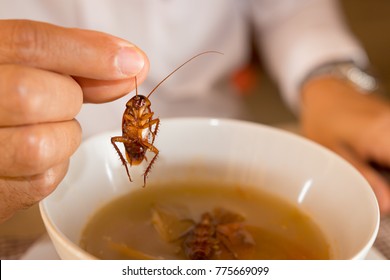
[80,179,331,259]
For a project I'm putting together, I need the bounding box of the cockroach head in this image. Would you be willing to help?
[126,95,151,109]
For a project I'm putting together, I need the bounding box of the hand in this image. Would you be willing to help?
[301,76,390,215]
[0,20,149,223]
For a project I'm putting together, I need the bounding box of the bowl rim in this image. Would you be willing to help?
[39,203,96,259]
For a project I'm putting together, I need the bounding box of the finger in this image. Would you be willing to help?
[0,19,147,80]
[0,64,83,126]
[352,113,390,168]
[0,161,69,223]
[359,166,390,215]
[333,144,390,215]
[74,59,150,103]
[0,120,81,177]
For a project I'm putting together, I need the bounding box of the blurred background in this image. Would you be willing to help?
[244,0,390,126]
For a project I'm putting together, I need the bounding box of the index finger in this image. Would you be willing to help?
[0,19,146,80]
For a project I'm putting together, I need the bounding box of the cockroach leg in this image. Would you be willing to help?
[111,136,133,182]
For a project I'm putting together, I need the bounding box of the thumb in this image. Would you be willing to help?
[0,19,146,80]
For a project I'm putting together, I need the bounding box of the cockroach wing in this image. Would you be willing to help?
[151,204,193,242]
[216,223,256,259]
[213,207,246,224]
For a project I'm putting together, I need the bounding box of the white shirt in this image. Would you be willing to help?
[0,0,367,137]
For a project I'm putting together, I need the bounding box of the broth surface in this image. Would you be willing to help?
[80,179,331,259]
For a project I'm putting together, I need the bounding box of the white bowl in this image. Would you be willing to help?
[40,118,379,259]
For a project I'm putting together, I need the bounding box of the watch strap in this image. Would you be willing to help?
[301,61,378,94]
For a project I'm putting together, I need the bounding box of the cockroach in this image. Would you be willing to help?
[151,206,255,260]
[111,51,222,187]
[180,209,255,260]
[181,212,219,260]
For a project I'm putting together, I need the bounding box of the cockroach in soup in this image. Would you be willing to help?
[180,208,255,260]
[111,51,222,187]
[151,206,255,260]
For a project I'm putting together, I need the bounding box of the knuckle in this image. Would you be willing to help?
[16,127,52,173]
[2,66,38,116]
[29,163,68,200]
[0,164,64,216]
[8,20,47,64]
[12,122,80,175]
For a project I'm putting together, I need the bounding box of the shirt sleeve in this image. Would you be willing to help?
[250,0,369,113]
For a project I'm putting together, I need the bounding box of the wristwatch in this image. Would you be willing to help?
[302,61,379,94]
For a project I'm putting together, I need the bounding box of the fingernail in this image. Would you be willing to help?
[115,47,145,77]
